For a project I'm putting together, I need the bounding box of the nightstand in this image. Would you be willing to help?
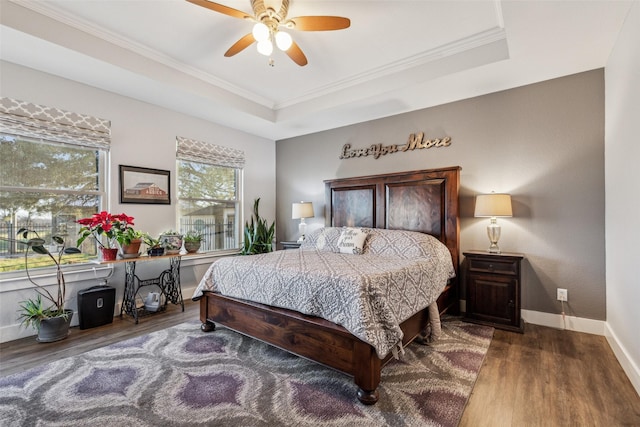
[281,241,301,250]
[463,250,524,333]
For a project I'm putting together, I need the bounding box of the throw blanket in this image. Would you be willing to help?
[193,228,455,358]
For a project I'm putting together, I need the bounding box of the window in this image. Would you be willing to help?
[176,137,244,253]
[0,98,110,272]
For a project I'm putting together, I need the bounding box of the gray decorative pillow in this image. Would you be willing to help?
[300,227,342,252]
[337,227,369,254]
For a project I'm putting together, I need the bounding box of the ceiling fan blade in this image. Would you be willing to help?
[286,16,350,31]
[186,0,252,20]
[224,33,256,57]
[285,41,308,66]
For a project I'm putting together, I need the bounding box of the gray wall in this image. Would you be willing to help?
[276,69,605,320]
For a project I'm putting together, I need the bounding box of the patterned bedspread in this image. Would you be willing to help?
[192,228,455,358]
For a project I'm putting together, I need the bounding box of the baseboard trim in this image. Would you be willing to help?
[521,309,605,335]
[604,323,640,397]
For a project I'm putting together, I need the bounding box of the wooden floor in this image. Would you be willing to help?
[1,302,639,426]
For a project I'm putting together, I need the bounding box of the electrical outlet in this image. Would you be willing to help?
[557,288,568,302]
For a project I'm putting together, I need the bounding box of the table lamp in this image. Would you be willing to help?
[474,193,513,253]
[292,201,314,243]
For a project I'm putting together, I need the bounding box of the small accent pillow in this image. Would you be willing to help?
[337,227,369,254]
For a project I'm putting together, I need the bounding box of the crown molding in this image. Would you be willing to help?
[9,0,275,109]
[274,26,507,110]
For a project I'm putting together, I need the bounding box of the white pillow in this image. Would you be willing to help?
[337,227,369,254]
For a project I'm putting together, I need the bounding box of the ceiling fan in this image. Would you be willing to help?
[186,0,351,66]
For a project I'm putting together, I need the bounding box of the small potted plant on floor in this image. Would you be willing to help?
[8,228,82,342]
[183,230,204,253]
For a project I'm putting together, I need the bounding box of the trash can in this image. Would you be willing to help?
[77,285,116,330]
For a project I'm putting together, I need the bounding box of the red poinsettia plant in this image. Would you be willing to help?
[76,211,135,249]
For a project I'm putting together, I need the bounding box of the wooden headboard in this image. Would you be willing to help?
[324,166,461,314]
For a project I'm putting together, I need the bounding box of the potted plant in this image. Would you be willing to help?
[117,228,145,258]
[143,234,165,257]
[159,230,183,255]
[76,211,135,261]
[241,198,275,255]
[10,228,81,342]
[183,230,204,253]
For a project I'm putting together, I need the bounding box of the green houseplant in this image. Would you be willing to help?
[76,211,136,260]
[143,233,165,257]
[241,198,275,255]
[11,228,81,342]
[183,230,204,253]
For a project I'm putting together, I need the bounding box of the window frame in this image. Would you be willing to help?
[176,159,243,255]
[0,133,109,272]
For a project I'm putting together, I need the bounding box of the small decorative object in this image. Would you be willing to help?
[474,192,513,253]
[292,201,314,243]
[4,228,82,342]
[159,230,183,255]
[143,234,165,256]
[76,211,136,255]
[144,292,161,312]
[183,230,204,253]
[241,198,275,255]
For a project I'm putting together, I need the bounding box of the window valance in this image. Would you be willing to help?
[0,97,111,150]
[176,136,245,169]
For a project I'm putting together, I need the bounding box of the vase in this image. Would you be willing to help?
[101,247,118,261]
[120,238,142,257]
[184,241,201,253]
[37,310,73,343]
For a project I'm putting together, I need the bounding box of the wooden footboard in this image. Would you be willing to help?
[200,290,441,404]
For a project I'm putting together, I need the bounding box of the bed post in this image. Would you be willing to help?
[353,341,381,404]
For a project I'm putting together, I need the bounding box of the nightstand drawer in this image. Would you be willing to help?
[468,258,519,275]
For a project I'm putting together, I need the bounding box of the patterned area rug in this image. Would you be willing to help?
[0,319,493,427]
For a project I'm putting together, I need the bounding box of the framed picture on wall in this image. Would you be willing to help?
[119,165,171,204]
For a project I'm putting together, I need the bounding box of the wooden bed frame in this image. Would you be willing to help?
[199,166,460,404]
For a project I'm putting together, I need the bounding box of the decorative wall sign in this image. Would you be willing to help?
[339,132,451,160]
[119,165,171,204]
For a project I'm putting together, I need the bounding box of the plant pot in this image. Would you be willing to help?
[37,310,73,343]
[100,247,119,261]
[120,238,142,256]
[147,247,165,257]
[184,241,201,253]
[160,234,183,253]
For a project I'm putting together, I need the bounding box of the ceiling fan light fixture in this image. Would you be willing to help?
[275,31,292,51]
[252,22,270,42]
[257,39,273,56]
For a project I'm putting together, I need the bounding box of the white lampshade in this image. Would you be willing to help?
[474,193,513,254]
[257,39,273,56]
[292,202,314,219]
[474,193,513,217]
[252,22,270,42]
[275,31,292,51]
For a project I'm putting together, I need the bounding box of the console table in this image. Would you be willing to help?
[96,254,185,324]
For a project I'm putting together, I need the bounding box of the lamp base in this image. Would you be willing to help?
[486,220,502,254]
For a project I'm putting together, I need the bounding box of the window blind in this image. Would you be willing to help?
[176,136,245,169]
[0,97,111,150]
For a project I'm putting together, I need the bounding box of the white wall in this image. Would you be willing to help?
[0,60,276,342]
[605,0,640,395]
